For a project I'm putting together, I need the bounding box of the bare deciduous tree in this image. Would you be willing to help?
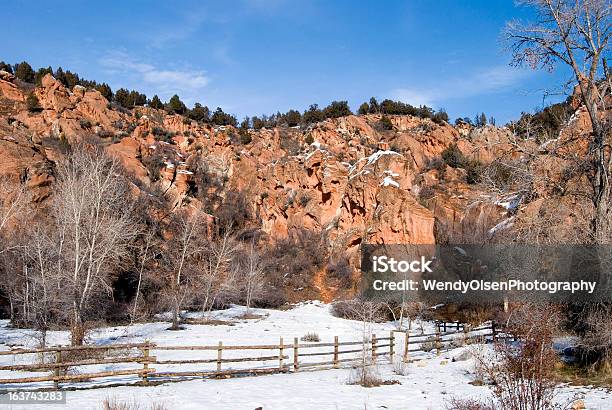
[163,209,208,330]
[198,228,239,318]
[53,146,137,345]
[236,239,266,315]
[505,0,611,242]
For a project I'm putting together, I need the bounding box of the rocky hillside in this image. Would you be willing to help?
[0,70,600,301]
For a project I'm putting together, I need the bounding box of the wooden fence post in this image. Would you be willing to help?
[217,341,222,373]
[389,331,394,362]
[279,337,284,371]
[333,336,339,368]
[435,328,441,355]
[141,342,150,385]
[53,350,61,389]
[491,322,497,342]
[463,323,469,346]
[371,334,377,362]
[293,337,299,372]
[403,331,409,363]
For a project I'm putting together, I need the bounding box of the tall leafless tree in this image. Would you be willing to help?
[163,209,208,330]
[505,0,611,242]
[52,146,137,345]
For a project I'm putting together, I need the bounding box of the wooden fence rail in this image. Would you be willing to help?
[0,324,495,391]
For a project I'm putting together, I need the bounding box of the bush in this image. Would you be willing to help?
[300,332,320,342]
[420,336,437,352]
[376,115,393,131]
[465,160,483,184]
[239,129,252,145]
[348,364,385,387]
[26,94,42,112]
[441,143,466,168]
[79,119,92,129]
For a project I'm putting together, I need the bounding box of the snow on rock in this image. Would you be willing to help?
[380,176,400,188]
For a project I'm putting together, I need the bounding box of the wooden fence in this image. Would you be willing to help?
[0,324,495,391]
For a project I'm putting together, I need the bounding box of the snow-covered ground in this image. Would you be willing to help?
[0,302,610,409]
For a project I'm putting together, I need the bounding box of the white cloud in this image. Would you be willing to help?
[388,65,532,108]
[98,52,210,99]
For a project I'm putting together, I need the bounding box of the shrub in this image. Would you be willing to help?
[304,134,314,145]
[432,109,449,124]
[465,160,483,184]
[420,336,437,352]
[418,185,436,201]
[376,115,393,131]
[441,143,466,168]
[300,332,320,342]
[79,119,92,129]
[348,364,385,387]
[298,194,310,207]
[143,153,164,182]
[239,130,252,145]
[97,129,114,138]
[26,94,42,112]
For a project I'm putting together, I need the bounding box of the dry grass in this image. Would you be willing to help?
[300,332,321,342]
[101,398,168,410]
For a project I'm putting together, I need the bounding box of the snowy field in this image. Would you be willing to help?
[0,302,610,409]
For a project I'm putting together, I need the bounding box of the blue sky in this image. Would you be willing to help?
[3,0,574,124]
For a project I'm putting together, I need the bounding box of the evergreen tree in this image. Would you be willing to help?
[35,66,53,86]
[54,67,67,86]
[114,88,131,108]
[14,61,35,83]
[187,103,210,122]
[129,90,147,106]
[358,102,370,115]
[368,97,380,113]
[211,107,237,126]
[283,109,301,126]
[0,61,13,73]
[252,116,265,130]
[26,93,42,112]
[302,104,325,124]
[323,100,352,118]
[149,95,164,110]
[64,70,80,88]
[166,94,187,114]
[95,83,113,101]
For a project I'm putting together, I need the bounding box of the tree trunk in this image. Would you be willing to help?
[71,314,85,346]
[170,305,180,330]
